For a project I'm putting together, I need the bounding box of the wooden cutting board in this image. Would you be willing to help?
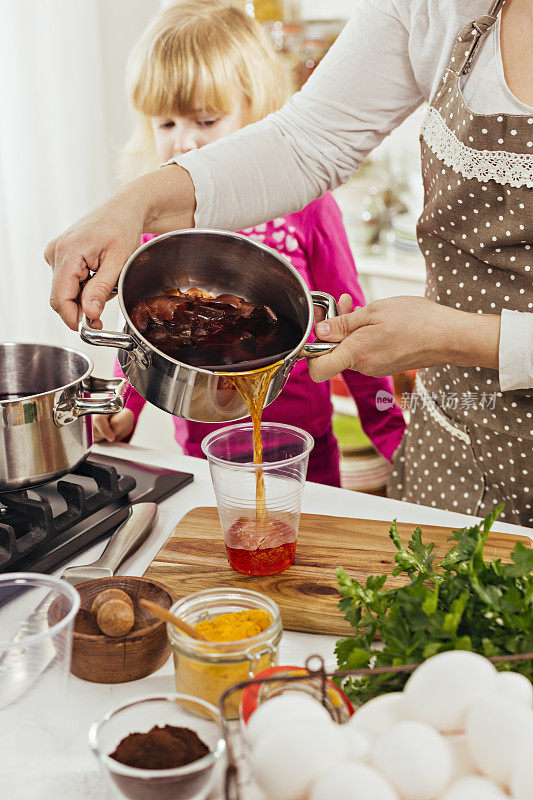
[144,507,530,636]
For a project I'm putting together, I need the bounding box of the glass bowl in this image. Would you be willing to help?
[88,694,226,800]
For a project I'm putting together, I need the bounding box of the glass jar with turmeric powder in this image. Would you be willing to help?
[167,589,282,719]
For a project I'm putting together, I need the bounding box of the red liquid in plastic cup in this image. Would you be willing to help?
[225,517,297,576]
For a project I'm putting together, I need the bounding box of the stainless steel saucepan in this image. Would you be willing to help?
[0,343,125,491]
[80,229,339,423]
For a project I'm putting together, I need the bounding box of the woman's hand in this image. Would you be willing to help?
[309,295,501,381]
[44,166,195,330]
[93,409,135,443]
[45,190,145,331]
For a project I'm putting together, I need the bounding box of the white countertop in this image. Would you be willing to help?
[17,443,531,800]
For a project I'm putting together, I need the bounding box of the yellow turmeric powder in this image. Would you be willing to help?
[195,609,271,642]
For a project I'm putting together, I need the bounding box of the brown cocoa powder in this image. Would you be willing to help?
[110,725,209,770]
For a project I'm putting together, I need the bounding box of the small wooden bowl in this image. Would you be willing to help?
[49,576,174,684]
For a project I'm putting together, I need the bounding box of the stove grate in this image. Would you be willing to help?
[0,461,135,570]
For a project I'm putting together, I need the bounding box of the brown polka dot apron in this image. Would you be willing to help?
[389,0,533,527]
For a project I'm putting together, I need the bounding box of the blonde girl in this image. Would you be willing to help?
[94,0,405,487]
[121,0,290,179]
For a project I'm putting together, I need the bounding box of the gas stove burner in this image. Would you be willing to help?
[0,461,135,569]
[0,454,193,574]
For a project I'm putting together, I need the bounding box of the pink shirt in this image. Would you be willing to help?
[116,193,405,484]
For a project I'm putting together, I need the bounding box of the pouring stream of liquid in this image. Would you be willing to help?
[228,361,282,523]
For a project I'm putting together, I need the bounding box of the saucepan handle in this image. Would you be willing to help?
[54,377,127,426]
[299,291,340,359]
[79,314,135,351]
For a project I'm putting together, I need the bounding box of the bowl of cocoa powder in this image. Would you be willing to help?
[88,694,225,800]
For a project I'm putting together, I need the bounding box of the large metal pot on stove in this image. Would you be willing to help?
[80,229,339,423]
[0,343,125,491]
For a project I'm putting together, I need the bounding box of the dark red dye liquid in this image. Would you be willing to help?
[128,289,301,371]
[225,518,297,576]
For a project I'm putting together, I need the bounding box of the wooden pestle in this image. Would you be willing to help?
[139,598,209,641]
[92,588,135,637]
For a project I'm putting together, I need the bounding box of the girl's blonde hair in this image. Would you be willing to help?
[122,0,291,179]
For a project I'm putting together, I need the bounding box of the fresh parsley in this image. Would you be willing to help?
[335,505,533,705]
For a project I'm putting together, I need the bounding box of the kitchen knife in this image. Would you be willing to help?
[60,501,158,585]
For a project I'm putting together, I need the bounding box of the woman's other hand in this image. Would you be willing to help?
[93,409,135,443]
[309,295,501,380]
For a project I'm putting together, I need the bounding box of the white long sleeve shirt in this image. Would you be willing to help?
[173,0,533,391]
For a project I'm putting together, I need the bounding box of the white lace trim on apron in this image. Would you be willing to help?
[421,106,533,189]
[415,373,472,445]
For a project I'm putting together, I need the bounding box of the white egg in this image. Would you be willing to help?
[440,775,509,800]
[249,718,350,800]
[246,692,332,748]
[349,692,406,740]
[445,733,478,779]
[371,721,454,800]
[496,672,533,708]
[404,651,497,733]
[309,762,400,800]
[466,694,533,786]
[510,753,533,800]
[342,725,371,761]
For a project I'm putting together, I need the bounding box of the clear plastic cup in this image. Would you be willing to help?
[202,423,314,576]
[0,573,80,776]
